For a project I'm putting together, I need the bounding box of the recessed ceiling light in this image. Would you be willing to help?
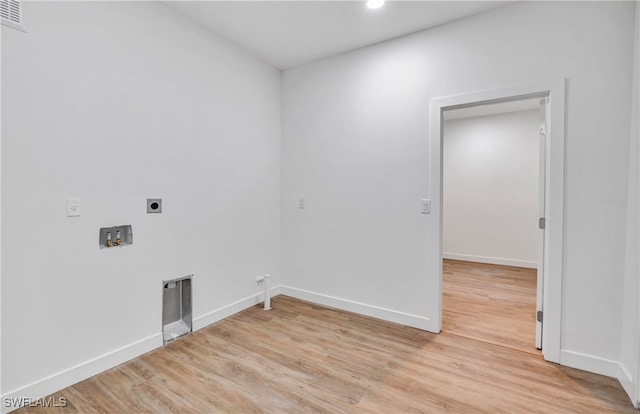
[367,0,385,9]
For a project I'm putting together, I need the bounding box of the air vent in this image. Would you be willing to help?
[1,0,24,31]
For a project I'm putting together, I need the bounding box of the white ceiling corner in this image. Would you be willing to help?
[163,1,515,70]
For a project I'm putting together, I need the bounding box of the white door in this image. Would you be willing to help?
[535,97,548,350]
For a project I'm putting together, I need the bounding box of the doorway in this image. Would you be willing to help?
[429,80,566,363]
[441,99,544,354]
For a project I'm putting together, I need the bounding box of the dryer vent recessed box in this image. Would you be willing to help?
[147,198,162,213]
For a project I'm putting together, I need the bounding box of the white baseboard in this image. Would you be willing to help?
[2,286,283,413]
[1,333,162,414]
[443,253,537,269]
[559,350,619,378]
[617,363,637,407]
[280,286,435,332]
[561,350,639,407]
[193,285,282,331]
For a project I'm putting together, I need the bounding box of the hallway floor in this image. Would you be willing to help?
[443,259,538,354]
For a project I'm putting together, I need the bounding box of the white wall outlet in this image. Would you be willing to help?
[421,199,431,214]
[298,197,305,209]
[67,198,81,217]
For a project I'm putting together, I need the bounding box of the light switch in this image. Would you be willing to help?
[298,197,305,209]
[421,199,431,214]
[67,198,81,217]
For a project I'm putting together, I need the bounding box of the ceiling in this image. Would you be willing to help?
[444,98,542,121]
[164,1,514,70]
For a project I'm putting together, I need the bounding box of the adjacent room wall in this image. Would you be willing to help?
[281,1,635,374]
[1,1,281,404]
[619,1,640,405]
[443,110,539,269]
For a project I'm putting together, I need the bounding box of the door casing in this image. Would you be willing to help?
[429,79,566,363]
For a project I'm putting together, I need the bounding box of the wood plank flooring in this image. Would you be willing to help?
[443,259,538,354]
[17,295,635,413]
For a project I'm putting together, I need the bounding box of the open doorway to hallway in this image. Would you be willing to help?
[441,99,543,354]
[442,260,538,353]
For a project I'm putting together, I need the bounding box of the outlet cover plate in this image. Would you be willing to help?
[67,198,81,217]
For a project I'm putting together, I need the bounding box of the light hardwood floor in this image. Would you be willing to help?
[17,295,635,413]
[443,259,538,354]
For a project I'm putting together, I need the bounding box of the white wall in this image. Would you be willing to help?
[443,110,539,269]
[281,1,635,373]
[619,1,640,405]
[1,1,281,404]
